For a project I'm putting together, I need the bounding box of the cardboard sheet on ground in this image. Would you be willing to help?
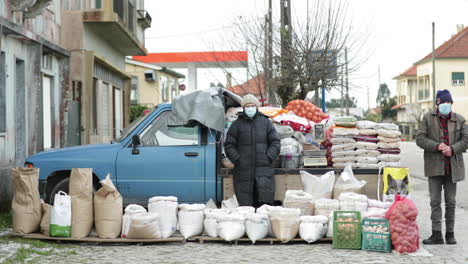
[167,87,241,132]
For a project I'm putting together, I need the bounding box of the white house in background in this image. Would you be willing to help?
[396,25,468,120]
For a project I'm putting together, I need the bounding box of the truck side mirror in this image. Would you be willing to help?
[131,135,140,155]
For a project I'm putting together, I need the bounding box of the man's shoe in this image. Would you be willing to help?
[445,232,457,245]
[422,231,444,245]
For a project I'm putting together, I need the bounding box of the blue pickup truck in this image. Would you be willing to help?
[26,103,224,206]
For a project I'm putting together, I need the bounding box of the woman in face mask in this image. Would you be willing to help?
[416,89,468,245]
[224,94,281,207]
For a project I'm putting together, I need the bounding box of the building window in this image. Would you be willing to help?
[131,76,138,105]
[170,79,176,101]
[42,53,52,70]
[160,75,168,102]
[0,52,5,133]
[42,75,54,149]
[452,72,464,85]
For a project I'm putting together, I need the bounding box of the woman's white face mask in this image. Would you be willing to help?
[244,106,257,118]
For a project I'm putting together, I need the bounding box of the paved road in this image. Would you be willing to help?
[400,141,468,208]
[1,176,468,263]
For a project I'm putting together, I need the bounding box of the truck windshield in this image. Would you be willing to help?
[114,107,157,143]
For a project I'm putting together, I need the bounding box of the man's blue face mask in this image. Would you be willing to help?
[438,103,452,116]
[244,107,257,118]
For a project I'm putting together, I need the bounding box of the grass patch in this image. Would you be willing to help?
[0,236,73,250]
[1,247,54,264]
[0,211,12,230]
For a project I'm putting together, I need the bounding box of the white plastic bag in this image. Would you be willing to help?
[245,213,269,243]
[331,143,356,152]
[376,123,399,130]
[148,196,178,238]
[50,191,71,237]
[126,212,161,239]
[378,161,401,167]
[377,136,400,143]
[280,137,303,154]
[205,198,217,209]
[299,215,328,243]
[273,123,295,139]
[283,190,315,215]
[232,206,255,217]
[326,212,334,238]
[362,208,387,219]
[300,171,335,201]
[377,129,401,138]
[358,129,378,136]
[217,213,246,241]
[222,195,239,209]
[356,156,378,164]
[355,163,381,169]
[355,141,378,150]
[377,154,401,162]
[377,142,400,149]
[331,138,356,144]
[332,157,356,163]
[338,192,368,211]
[331,150,356,157]
[270,208,301,243]
[355,149,380,156]
[314,199,340,216]
[203,209,230,237]
[333,164,367,199]
[178,204,205,239]
[356,120,377,129]
[332,127,359,137]
[256,205,282,237]
[121,204,146,238]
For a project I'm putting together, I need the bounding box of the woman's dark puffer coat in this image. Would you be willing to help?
[224,112,280,206]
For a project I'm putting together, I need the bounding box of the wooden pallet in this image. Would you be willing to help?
[192,236,333,245]
[11,233,332,245]
[11,233,186,245]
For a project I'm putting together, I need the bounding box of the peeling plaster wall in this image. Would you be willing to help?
[0,0,70,212]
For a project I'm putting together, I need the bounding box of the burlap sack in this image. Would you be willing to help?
[69,168,94,238]
[94,174,123,239]
[40,202,52,236]
[11,168,42,234]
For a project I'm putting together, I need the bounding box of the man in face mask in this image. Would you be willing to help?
[416,89,468,245]
[224,94,281,207]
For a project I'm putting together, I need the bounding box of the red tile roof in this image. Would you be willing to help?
[394,64,417,79]
[391,104,405,110]
[227,74,266,97]
[417,27,468,64]
[401,65,417,76]
[133,51,248,64]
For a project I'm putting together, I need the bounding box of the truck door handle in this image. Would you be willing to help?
[184,152,199,157]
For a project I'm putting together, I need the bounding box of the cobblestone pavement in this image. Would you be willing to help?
[1,178,467,264]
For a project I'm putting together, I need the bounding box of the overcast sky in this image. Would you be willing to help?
[144,0,468,108]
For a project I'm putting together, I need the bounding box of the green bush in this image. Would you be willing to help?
[130,105,150,123]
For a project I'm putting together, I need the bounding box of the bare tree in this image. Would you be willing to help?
[206,0,370,107]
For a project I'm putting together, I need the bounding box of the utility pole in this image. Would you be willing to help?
[341,64,344,115]
[266,0,275,106]
[345,47,349,116]
[280,0,292,99]
[367,86,370,111]
[432,22,436,105]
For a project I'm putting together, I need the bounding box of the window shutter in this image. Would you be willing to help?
[452,72,464,81]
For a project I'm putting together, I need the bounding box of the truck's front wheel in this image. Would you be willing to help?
[49,178,69,205]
